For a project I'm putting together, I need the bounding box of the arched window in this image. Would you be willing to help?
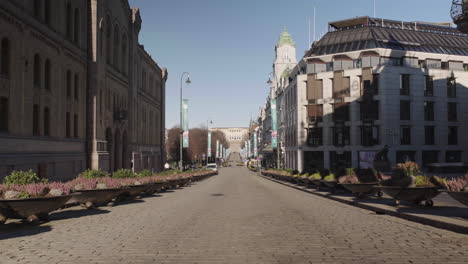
[34,0,42,18]
[1,38,10,78]
[106,15,111,64]
[74,73,79,100]
[44,107,50,136]
[66,70,71,98]
[66,3,72,39]
[44,0,51,26]
[121,34,127,74]
[65,112,70,137]
[33,104,40,135]
[33,54,41,88]
[0,97,8,133]
[74,8,80,44]
[73,114,78,138]
[113,25,120,69]
[44,59,51,90]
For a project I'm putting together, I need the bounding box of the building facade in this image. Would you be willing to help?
[284,17,468,172]
[0,0,166,181]
[210,127,248,153]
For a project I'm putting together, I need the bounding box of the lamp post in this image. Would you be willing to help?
[179,72,191,171]
[207,119,212,165]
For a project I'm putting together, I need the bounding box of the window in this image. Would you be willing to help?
[113,25,120,68]
[43,107,50,136]
[33,104,40,135]
[424,101,434,121]
[66,70,71,98]
[422,151,439,167]
[106,15,111,64]
[1,38,10,78]
[44,0,51,26]
[74,114,78,138]
[360,100,379,121]
[74,74,79,100]
[34,0,42,18]
[400,100,411,120]
[33,54,41,88]
[448,126,458,145]
[74,9,80,44]
[448,102,457,121]
[400,74,410,95]
[425,126,435,145]
[333,103,350,122]
[44,59,51,91]
[307,127,322,146]
[66,3,72,40]
[400,126,411,145]
[425,76,433,96]
[66,112,71,137]
[447,77,456,97]
[372,74,379,95]
[333,126,350,146]
[360,125,379,146]
[122,35,127,74]
[446,151,462,163]
[0,97,8,132]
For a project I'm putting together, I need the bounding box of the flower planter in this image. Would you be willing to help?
[340,183,381,198]
[0,195,73,224]
[145,183,165,195]
[323,181,341,193]
[310,179,322,188]
[119,185,149,199]
[67,188,125,209]
[299,177,309,186]
[446,191,468,207]
[379,186,441,207]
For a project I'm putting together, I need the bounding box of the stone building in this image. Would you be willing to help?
[210,127,248,153]
[284,17,468,172]
[0,0,166,181]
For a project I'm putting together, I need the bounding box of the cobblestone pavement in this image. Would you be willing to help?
[0,168,467,264]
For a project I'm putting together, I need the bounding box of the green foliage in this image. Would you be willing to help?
[80,169,110,179]
[431,176,447,188]
[156,169,183,177]
[396,162,420,177]
[414,175,436,187]
[19,192,30,199]
[3,170,45,185]
[112,169,137,179]
[301,173,310,177]
[138,170,153,178]
[324,174,336,182]
[309,173,322,180]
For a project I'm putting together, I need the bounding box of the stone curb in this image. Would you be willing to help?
[258,174,468,235]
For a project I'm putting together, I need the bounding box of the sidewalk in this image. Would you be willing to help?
[260,174,468,235]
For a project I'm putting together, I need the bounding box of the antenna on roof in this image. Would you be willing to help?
[308,17,311,47]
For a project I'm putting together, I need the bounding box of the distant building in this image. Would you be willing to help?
[283,17,468,172]
[0,1,166,181]
[210,127,248,153]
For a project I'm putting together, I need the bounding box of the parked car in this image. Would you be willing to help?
[206,163,218,172]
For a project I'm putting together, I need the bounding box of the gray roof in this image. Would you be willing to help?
[307,17,468,57]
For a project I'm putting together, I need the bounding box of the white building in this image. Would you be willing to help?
[284,17,468,172]
[210,127,248,153]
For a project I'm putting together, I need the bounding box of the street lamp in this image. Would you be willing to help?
[179,72,191,171]
[207,119,213,164]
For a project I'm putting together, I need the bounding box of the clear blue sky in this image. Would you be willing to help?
[129,0,453,129]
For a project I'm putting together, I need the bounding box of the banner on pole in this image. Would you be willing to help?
[207,132,212,158]
[216,140,219,158]
[271,99,278,148]
[182,99,189,148]
[253,130,258,158]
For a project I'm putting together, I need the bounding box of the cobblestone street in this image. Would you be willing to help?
[0,168,467,264]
